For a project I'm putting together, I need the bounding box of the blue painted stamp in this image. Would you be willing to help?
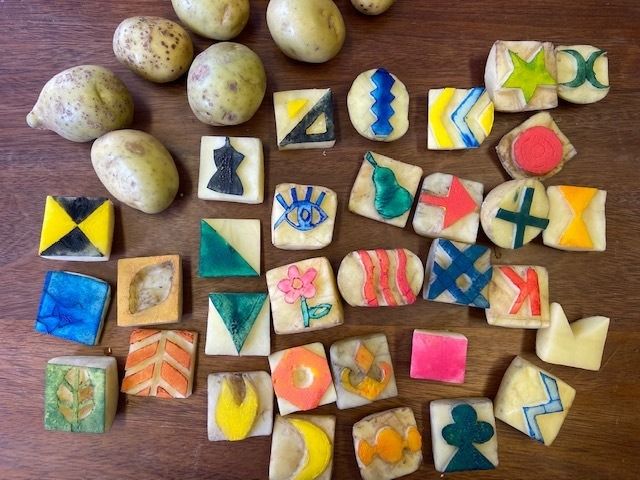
[35,271,111,345]
[370,68,396,138]
[424,239,492,308]
[274,186,328,232]
[523,372,563,442]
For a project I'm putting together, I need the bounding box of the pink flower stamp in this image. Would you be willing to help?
[277,265,331,327]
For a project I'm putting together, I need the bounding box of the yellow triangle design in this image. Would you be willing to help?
[306,112,327,135]
[558,186,597,249]
[39,197,77,253]
[287,99,308,119]
[79,201,114,255]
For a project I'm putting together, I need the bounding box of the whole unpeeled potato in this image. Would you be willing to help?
[91,130,179,214]
[351,0,395,15]
[171,0,250,40]
[266,0,345,63]
[113,16,194,83]
[187,42,266,126]
[27,65,133,142]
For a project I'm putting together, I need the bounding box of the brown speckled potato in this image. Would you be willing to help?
[171,0,249,40]
[266,0,345,63]
[351,0,395,15]
[113,16,193,83]
[26,65,133,142]
[91,130,179,214]
[187,42,266,126]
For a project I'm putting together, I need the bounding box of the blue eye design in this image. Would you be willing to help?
[274,186,328,232]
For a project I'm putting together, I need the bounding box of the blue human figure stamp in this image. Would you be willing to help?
[272,184,338,250]
[424,238,492,308]
[35,271,111,345]
[207,137,245,196]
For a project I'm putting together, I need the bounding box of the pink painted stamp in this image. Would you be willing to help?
[410,330,468,384]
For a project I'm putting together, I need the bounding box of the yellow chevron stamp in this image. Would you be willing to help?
[428,87,494,150]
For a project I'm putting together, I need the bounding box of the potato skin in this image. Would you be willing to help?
[187,42,266,126]
[351,0,395,15]
[91,130,179,214]
[26,65,133,142]
[113,16,193,83]
[266,0,345,63]
[171,0,249,40]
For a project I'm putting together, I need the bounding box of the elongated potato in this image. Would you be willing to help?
[113,16,193,83]
[266,0,345,63]
[91,130,179,214]
[187,42,266,126]
[27,65,133,142]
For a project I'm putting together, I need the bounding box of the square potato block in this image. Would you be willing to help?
[205,292,270,356]
[35,271,111,346]
[430,398,498,473]
[486,265,549,328]
[44,356,118,433]
[330,333,398,410]
[410,330,468,384]
[207,371,273,441]
[353,407,423,480]
[484,40,557,112]
[266,257,343,334]
[121,329,198,399]
[423,239,492,309]
[271,183,337,250]
[274,88,335,150]
[349,151,423,228]
[199,219,260,277]
[543,186,606,251]
[427,87,494,150]
[117,255,182,327]
[198,136,264,204]
[556,45,609,104]
[496,112,577,181]
[269,414,336,480]
[269,342,337,415]
[413,173,483,243]
[39,196,114,261]
[494,356,575,446]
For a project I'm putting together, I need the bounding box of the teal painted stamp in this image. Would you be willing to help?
[44,356,118,433]
[199,219,260,278]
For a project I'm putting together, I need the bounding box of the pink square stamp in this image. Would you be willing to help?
[410,330,468,384]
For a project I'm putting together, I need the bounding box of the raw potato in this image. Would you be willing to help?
[187,42,266,126]
[351,0,395,15]
[113,16,194,83]
[26,65,133,142]
[266,0,345,63]
[171,0,249,40]
[91,130,179,214]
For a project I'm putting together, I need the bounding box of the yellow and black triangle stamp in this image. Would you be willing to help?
[39,196,114,261]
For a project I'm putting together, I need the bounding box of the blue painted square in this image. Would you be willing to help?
[35,271,111,345]
[424,239,492,308]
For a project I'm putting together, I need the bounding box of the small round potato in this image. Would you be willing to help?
[187,42,266,126]
[113,16,194,83]
[26,65,133,142]
[171,0,250,40]
[351,0,395,15]
[91,130,179,214]
[267,0,345,63]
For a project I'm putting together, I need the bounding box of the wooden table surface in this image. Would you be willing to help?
[1,1,639,478]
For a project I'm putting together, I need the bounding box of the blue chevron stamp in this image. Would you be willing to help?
[451,87,484,148]
[424,239,492,308]
[523,372,563,442]
[370,68,395,137]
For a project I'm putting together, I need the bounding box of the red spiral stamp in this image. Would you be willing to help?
[512,126,563,175]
